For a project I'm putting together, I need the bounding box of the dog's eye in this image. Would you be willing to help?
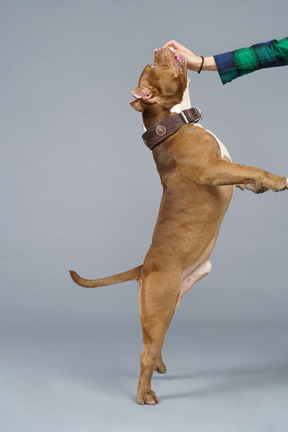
[151,63,157,68]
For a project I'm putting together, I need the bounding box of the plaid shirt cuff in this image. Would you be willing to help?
[214,52,239,84]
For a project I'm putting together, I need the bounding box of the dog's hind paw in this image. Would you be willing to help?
[137,389,159,405]
[155,359,167,374]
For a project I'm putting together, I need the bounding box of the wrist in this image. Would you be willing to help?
[202,56,217,71]
[197,56,205,74]
[189,55,203,71]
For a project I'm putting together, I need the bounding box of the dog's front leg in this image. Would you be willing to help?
[197,160,288,192]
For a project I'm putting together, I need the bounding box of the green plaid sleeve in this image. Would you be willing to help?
[214,37,288,84]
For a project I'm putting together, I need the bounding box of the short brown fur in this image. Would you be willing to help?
[70,48,287,405]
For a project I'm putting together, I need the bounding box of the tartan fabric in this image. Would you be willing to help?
[214,37,288,84]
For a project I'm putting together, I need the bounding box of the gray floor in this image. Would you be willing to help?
[1,319,288,432]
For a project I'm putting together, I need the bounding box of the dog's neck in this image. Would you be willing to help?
[142,105,172,129]
[142,78,192,131]
[170,78,192,114]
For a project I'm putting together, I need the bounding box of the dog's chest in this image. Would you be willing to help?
[170,81,232,161]
[143,80,232,162]
[194,124,231,161]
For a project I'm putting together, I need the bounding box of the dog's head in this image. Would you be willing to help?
[130,47,188,113]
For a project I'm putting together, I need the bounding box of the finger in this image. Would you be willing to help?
[163,40,176,48]
[163,40,186,51]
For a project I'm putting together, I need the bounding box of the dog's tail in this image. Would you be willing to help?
[69,265,142,288]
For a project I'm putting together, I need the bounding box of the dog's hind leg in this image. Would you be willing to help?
[137,271,181,405]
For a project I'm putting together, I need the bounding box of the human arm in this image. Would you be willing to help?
[214,37,288,84]
[164,37,288,84]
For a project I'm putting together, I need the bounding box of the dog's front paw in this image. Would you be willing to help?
[271,178,288,192]
[137,389,159,405]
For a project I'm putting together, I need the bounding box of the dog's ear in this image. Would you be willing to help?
[130,87,158,105]
[130,87,152,99]
[130,99,143,112]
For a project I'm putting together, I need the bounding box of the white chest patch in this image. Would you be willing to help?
[172,79,231,161]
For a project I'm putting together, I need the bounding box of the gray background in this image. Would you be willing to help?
[1,0,288,431]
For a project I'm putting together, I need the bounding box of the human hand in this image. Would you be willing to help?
[163,40,203,71]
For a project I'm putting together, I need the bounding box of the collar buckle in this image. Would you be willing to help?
[180,111,189,123]
[193,107,202,123]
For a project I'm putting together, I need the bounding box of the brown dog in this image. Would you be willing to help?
[70,47,288,405]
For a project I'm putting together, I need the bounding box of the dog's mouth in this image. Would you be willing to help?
[173,51,185,72]
[154,48,186,73]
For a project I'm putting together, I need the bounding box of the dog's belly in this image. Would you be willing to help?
[175,235,217,310]
[176,260,212,310]
[175,183,233,310]
[182,260,212,294]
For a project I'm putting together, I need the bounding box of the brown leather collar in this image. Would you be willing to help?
[142,107,202,151]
